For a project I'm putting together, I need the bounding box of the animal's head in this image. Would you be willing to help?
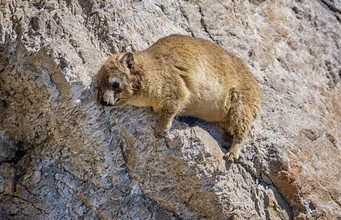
[97,52,135,107]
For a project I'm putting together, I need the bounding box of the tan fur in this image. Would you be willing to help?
[97,35,261,161]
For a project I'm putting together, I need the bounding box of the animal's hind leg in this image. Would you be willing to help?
[223,134,245,162]
[222,91,254,162]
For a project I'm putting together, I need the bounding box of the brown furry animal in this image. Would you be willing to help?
[97,34,261,161]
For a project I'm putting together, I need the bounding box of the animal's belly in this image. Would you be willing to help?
[182,100,227,122]
[180,68,230,122]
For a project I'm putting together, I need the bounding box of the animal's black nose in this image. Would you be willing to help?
[100,98,108,106]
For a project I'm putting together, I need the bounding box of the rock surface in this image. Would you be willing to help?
[0,0,340,219]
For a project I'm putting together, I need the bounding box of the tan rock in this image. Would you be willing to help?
[0,0,340,219]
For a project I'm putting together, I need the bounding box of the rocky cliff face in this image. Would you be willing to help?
[1,0,340,219]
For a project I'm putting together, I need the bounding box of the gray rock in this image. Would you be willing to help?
[0,0,340,219]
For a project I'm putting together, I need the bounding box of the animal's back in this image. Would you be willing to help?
[143,35,260,122]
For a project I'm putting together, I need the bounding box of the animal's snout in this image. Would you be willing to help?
[100,98,111,106]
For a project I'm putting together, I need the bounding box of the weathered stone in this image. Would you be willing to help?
[0,0,340,219]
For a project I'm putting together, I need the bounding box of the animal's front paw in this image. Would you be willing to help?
[223,151,240,162]
[154,126,168,138]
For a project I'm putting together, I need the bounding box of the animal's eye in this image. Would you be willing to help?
[112,81,120,89]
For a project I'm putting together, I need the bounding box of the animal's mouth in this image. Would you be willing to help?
[110,98,123,108]
[113,98,121,105]
[100,98,121,107]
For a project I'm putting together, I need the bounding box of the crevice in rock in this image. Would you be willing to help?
[329,192,341,209]
[236,159,294,219]
[178,5,195,37]
[326,133,339,150]
[11,194,47,214]
[318,0,341,22]
[7,144,26,164]
[179,5,189,23]
[0,141,26,166]
[319,0,341,14]
[197,4,215,42]
[260,168,294,218]
[248,0,268,6]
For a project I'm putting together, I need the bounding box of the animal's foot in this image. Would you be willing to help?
[223,151,240,162]
[154,126,168,138]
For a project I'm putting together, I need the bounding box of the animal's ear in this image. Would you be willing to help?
[120,52,134,70]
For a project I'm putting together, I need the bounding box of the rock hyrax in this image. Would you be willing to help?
[97,34,261,161]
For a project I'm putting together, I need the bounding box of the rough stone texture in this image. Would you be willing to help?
[0,0,340,219]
